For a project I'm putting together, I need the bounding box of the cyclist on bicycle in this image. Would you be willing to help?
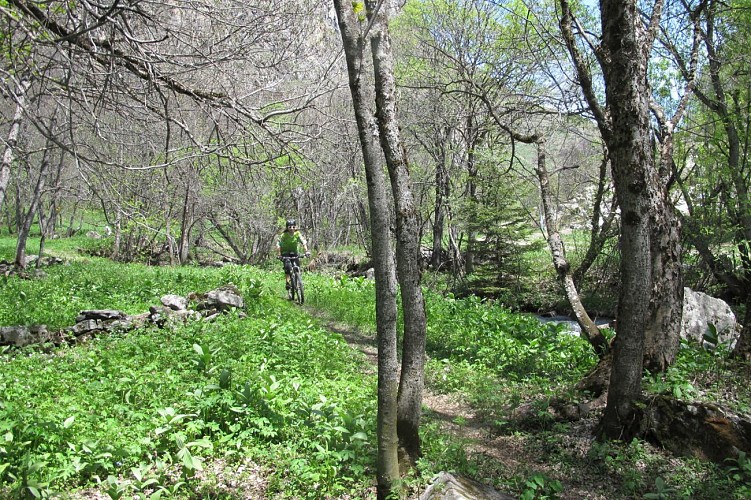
[276,219,309,290]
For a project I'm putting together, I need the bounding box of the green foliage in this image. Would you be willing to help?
[1,234,747,498]
[583,439,744,499]
[0,240,231,329]
[304,273,378,334]
[520,472,562,500]
[0,248,376,498]
[726,452,751,497]
[351,1,365,21]
[588,440,653,496]
[644,366,699,400]
[192,342,220,376]
[643,476,678,499]
[703,322,720,348]
[644,340,750,414]
[424,291,597,382]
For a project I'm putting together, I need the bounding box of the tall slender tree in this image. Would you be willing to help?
[332,2,401,497]
[364,0,427,465]
[0,72,31,210]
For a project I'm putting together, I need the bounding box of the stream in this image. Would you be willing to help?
[535,315,613,335]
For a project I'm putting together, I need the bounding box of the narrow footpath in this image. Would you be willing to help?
[307,308,611,500]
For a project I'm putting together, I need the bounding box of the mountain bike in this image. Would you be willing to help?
[280,254,305,305]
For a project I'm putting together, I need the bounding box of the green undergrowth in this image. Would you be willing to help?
[0,261,229,329]
[306,272,751,499]
[1,235,749,498]
[306,274,599,383]
[0,242,377,498]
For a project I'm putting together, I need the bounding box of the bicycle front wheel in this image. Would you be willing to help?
[293,270,304,305]
[287,278,294,301]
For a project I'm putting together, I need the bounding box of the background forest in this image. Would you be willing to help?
[2,0,751,498]
[4,0,750,324]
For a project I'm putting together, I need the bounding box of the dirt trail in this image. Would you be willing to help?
[309,308,613,500]
[306,308,617,500]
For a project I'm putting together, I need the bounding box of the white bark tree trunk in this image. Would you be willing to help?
[0,74,31,210]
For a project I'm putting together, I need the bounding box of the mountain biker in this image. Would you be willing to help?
[276,219,309,290]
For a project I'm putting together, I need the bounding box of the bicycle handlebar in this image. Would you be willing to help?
[278,253,310,260]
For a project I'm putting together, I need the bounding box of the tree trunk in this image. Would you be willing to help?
[643,162,683,373]
[597,0,654,440]
[560,0,682,437]
[333,2,401,497]
[208,214,249,263]
[366,0,427,465]
[178,182,193,265]
[165,217,176,266]
[431,134,450,270]
[535,136,607,356]
[734,294,751,359]
[45,150,66,239]
[36,205,47,268]
[16,156,50,269]
[464,135,479,275]
[113,214,122,260]
[447,209,464,277]
[572,150,618,285]
[0,74,31,210]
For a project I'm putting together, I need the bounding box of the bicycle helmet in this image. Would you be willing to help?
[286,219,297,228]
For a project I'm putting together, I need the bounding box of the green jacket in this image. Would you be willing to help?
[277,230,307,255]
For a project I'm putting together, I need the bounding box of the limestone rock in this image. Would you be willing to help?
[420,472,515,500]
[681,288,738,347]
[201,284,244,310]
[76,310,127,322]
[161,294,189,311]
[149,305,197,327]
[0,325,49,347]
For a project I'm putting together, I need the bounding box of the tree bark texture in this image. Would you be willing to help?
[432,132,451,270]
[597,0,654,439]
[643,161,683,372]
[734,294,751,359]
[333,1,401,497]
[365,0,427,465]
[560,0,682,438]
[464,128,480,276]
[178,182,194,265]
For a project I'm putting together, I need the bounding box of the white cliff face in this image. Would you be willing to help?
[681,287,739,348]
